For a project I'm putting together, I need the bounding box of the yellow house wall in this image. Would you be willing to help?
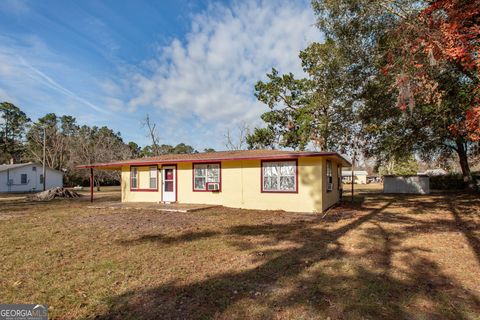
[120,157,344,213]
[121,165,161,202]
[320,156,342,211]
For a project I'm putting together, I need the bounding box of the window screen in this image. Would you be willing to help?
[326,160,333,191]
[262,161,296,192]
[193,163,220,191]
[149,167,157,189]
[131,167,138,189]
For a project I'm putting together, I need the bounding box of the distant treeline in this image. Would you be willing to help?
[0,102,213,186]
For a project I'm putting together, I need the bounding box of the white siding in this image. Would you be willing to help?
[0,164,63,193]
[383,175,429,194]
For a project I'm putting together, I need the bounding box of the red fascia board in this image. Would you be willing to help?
[76,152,351,169]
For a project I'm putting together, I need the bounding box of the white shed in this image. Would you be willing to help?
[0,163,63,193]
[383,175,430,194]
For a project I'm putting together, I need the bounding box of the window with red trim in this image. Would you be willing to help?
[149,166,157,189]
[193,163,220,191]
[262,161,297,192]
[326,160,333,192]
[337,164,342,190]
[131,167,138,189]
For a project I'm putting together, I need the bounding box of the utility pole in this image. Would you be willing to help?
[42,126,46,191]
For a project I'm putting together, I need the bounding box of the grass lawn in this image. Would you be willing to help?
[0,189,479,319]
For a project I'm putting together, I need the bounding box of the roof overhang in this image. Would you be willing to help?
[77,152,352,170]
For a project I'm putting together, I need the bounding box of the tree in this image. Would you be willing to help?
[26,113,75,172]
[203,148,216,153]
[378,0,480,185]
[171,143,197,154]
[311,0,479,187]
[225,122,250,150]
[383,0,479,138]
[140,143,198,156]
[158,144,174,155]
[128,142,141,158]
[246,127,276,150]
[0,102,30,163]
[362,63,479,184]
[26,113,135,187]
[140,145,156,157]
[252,69,312,150]
[69,125,132,188]
[378,155,419,176]
[251,39,356,153]
[143,114,161,156]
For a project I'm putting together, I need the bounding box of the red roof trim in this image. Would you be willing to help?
[76,152,351,169]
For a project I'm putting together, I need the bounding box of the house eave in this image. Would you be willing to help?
[77,152,351,170]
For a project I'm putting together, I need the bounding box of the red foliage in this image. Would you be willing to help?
[420,0,480,141]
[466,106,480,140]
[420,0,479,74]
[388,0,480,141]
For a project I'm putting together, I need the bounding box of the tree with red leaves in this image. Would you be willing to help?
[384,0,479,185]
[312,0,479,187]
[398,0,479,138]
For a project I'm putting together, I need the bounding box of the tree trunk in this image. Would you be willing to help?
[95,178,101,192]
[455,138,474,189]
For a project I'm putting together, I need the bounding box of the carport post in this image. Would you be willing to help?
[90,168,94,202]
[351,150,355,203]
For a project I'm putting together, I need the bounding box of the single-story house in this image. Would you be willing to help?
[78,150,350,213]
[342,169,368,184]
[0,163,63,193]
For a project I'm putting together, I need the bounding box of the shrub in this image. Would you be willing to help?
[429,174,467,190]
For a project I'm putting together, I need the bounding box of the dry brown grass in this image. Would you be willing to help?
[0,190,479,319]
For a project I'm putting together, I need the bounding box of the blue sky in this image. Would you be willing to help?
[0,0,321,150]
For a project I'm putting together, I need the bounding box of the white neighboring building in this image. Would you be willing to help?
[417,169,448,176]
[342,169,368,184]
[0,163,63,193]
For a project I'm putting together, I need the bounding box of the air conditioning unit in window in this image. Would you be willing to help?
[207,182,220,191]
[327,183,333,191]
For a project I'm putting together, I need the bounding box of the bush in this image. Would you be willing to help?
[430,174,468,190]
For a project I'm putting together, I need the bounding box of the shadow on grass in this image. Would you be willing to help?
[400,193,480,264]
[117,231,220,246]
[93,197,480,319]
[449,201,480,264]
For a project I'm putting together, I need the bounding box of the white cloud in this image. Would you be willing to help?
[0,0,322,150]
[0,35,111,115]
[19,57,108,114]
[123,0,321,147]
